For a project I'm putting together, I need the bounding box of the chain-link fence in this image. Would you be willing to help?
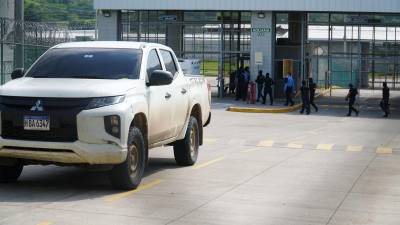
[0,18,96,84]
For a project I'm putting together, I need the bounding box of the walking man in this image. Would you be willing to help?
[243,67,251,101]
[255,70,265,102]
[346,83,359,117]
[235,67,245,101]
[380,82,390,117]
[263,73,274,105]
[309,78,318,112]
[284,73,295,106]
[296,80,311,115]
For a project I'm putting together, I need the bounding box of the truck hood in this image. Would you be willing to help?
[0,78,140,98]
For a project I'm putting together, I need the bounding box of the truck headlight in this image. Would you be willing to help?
[86,95,125,110]
[104,115,121,138]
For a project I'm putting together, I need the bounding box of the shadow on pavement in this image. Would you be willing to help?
[0,157,180,203]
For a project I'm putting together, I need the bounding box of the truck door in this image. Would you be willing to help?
[146,49,175,144]
[160,50,189,136]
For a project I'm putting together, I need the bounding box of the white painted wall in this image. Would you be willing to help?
[94,0,400,13]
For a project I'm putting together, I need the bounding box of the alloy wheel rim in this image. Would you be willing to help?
[128,144,138,175]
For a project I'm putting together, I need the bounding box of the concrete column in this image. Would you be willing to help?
[14,0,23,68]
[250,11,274,82]
[97,10,119,41]
[166,11,183,57]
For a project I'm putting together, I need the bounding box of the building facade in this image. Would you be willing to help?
[94,0,400,93]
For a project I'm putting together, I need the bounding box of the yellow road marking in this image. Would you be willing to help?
[105,179,162,202]
[257,140,274,147]
[376,147,393,154]
[317,144,334,151]
[204,138,218,144]
[347,145,363,152]
[241,147,261,153]
[192,157,225,170]
[287,143,303,149]
[36,222,52,225]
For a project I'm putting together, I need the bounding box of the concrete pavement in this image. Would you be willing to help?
[0,103,400,225]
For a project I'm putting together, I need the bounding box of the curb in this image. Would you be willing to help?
[226,89,329,114]
[227,104,302,113]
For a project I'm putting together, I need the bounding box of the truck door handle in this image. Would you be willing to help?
[181,88,187,94]
[165,93,172,99]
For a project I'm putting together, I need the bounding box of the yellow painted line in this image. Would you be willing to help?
[257,140,274,147]
[36,222,52,225]
[347,145,363,152]
[317,144,334,151]
[287,143,303,149]
[104,179,162,202]
[192,156,225,170]
[204,138,218,144]
[241,147,260,153]
[376,147,393,154]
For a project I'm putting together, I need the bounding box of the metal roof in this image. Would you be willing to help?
[94,0,400,13]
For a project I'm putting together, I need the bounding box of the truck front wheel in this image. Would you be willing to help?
[0,163,23,183]
[173,116,199,166]
[110,127,146,190]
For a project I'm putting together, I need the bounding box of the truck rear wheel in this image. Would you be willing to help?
[110,127,145,190]
[173,116,199,166]
[0,163,23,183]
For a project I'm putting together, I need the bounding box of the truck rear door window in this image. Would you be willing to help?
[26,48,142,80]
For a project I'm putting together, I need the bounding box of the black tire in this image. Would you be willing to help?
[174,116,199,166]
[0,163,23,183]
[110,127,146,190]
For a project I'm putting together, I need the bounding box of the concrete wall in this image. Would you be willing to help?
[94,0,400,13]
[97,10,119,41]
[0,0,14,19]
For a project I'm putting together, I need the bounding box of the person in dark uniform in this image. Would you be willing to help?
[346,83,359,117]
[229,71,236,95]
[308,78,318,112]
[296,80,310,115]
[242,67,251,101]
[263,73,274,105]
[380,82,390,117]
[235,67,245,101]
[255,70,265,102]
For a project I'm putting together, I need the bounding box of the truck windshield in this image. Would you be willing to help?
[26,48,142,79]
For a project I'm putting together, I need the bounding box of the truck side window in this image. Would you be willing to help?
[147,49,162,79]
[160,50,177,76]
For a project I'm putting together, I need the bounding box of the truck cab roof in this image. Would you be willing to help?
[53,41,168,50]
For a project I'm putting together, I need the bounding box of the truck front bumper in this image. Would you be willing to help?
[0,138,127,165]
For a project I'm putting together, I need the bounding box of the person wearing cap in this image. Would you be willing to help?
[346,83,359,117]
[296,80,311,115]
[263,73,274,105]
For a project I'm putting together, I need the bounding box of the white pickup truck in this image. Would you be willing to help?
[0,41,211,189]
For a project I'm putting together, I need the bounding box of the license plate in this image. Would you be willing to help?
[23,116,50,131]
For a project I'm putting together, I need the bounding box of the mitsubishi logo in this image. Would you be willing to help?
[30,100,44,112]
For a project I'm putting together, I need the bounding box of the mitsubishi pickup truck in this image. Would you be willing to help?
[0,41,211,190]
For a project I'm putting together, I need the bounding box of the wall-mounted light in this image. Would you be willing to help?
[102,10,111,17]
[257,12,265,19]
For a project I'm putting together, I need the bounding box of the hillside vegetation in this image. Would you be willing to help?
[24,0,95,26]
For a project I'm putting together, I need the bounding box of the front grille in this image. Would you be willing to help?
[0,96,91,142]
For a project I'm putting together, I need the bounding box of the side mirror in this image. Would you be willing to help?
[149,70,173,86]
[11,68,24,80]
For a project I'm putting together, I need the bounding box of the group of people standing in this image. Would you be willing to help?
[255,71,275,105]
[229,66,251,101]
